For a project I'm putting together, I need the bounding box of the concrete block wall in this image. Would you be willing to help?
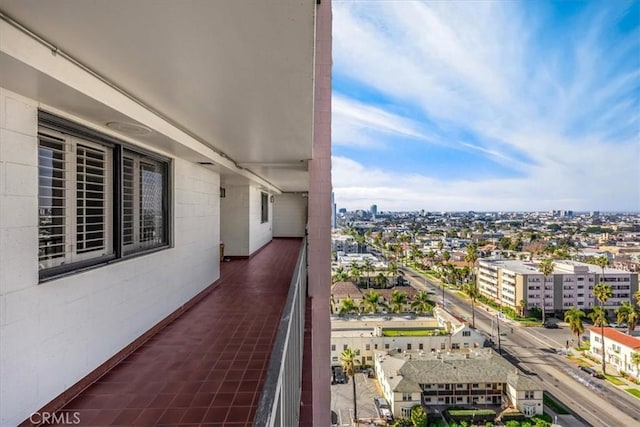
[249,185,272,254]
[273,193,307,238]
[0,88,220,426]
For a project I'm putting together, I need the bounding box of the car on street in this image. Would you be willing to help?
[373,397,393,422]
[543,322,559,329]
[332,366,347,384]
[579,365,605,379]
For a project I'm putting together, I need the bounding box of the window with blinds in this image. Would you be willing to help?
[76,144,107,254]
[37,112,170,279]
[38,134,67,269]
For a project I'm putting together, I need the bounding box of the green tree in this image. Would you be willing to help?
[410,405,427,427]
[631,351,640,377]
[411,290,434,315]
[340,348,359,424]
[442,250,451,265]
[349,262,362,287]
[338,297,359,316]
[615,301,639,334]
[361,290,381,314]
[538,258,555,325]
[389,290,408,313]
[331,265,348,284]
[463,282,480,328]
[589,306,607,327]
[564,307,585,347]
[594,282,613,374]
[518,299,527,317]
[387,261,399,286]
[374,272,388,288]
[362,259,374,288]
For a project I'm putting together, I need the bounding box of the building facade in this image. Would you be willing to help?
[477,259,639,316]
[375,349,543,419]
[330,311,486,367]
[588,327,640,376]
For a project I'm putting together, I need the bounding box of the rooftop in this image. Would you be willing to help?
[588,327,640,350]
[377,349,542,393]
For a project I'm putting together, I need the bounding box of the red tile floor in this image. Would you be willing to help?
[44,238,303,426]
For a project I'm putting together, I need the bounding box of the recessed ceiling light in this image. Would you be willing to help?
[106,121,152,136]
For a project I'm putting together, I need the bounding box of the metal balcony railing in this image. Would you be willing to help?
[254,238,307,427]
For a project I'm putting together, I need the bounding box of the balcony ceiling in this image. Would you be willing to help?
[0,0,316,191]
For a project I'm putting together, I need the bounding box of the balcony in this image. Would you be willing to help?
[32,238,307,427]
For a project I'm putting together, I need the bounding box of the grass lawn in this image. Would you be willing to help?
[382,329,446,337]
[626,388,640,398]
[543,394,569,414]
[605,375,626,386]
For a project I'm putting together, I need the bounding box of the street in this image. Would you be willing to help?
[401,267,640,427]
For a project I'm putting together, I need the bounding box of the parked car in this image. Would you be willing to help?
[543,322,559,329]
[579,365,604,379]
[373,397,393,422]
[332,366,347,384]
[609,322,627,329]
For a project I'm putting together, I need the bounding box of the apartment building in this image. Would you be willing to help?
[0,2,332,426]
[330,310,486,366]
[588,327,640,376]
[477,259,638,316]
[375,349,543,419]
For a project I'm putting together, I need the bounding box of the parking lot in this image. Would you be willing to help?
[331,373,385,426]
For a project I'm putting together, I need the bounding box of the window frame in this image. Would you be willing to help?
[38,111,171,281]
[260,191,269,223]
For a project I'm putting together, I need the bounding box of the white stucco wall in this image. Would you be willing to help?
[0,88,221,426]
[249,185,272,254]
[220,185,250,257]
[273,193,307,237]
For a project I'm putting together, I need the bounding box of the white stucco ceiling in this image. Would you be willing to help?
[0,0,317,191]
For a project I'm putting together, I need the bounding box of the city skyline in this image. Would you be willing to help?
[332,1,640,212]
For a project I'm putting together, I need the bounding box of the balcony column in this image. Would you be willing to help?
[307,0,333,425]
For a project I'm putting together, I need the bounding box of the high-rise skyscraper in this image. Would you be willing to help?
[370,204,378,218]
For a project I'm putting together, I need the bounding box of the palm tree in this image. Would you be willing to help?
[594,282,613,374]
[589,306,607,327]
[361,290,381,314]
[410,245,423,266]
[594,255,609,277]
[374,272,388,289]
[389,290,408,313]
[349,262,362,287]
[538,258,555,325]
[411,290,434,315]
[465,243,478,282]
[338,297,359,316]
[425,250,436,268]
[463,282,480,328]
[631,351,640,377]
[634,289,640,308]
[442,250,451,265]
[362,259,374,288]
[331,265,348,284]
[615,301,639,334]
[340,347,359,424]
[564,307,585,348]
[387,261,399,286]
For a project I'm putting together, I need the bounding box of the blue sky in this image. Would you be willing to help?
[331,0,640,212]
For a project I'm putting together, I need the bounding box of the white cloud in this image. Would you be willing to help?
[332,95,426,148]
[331,1,640,211]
